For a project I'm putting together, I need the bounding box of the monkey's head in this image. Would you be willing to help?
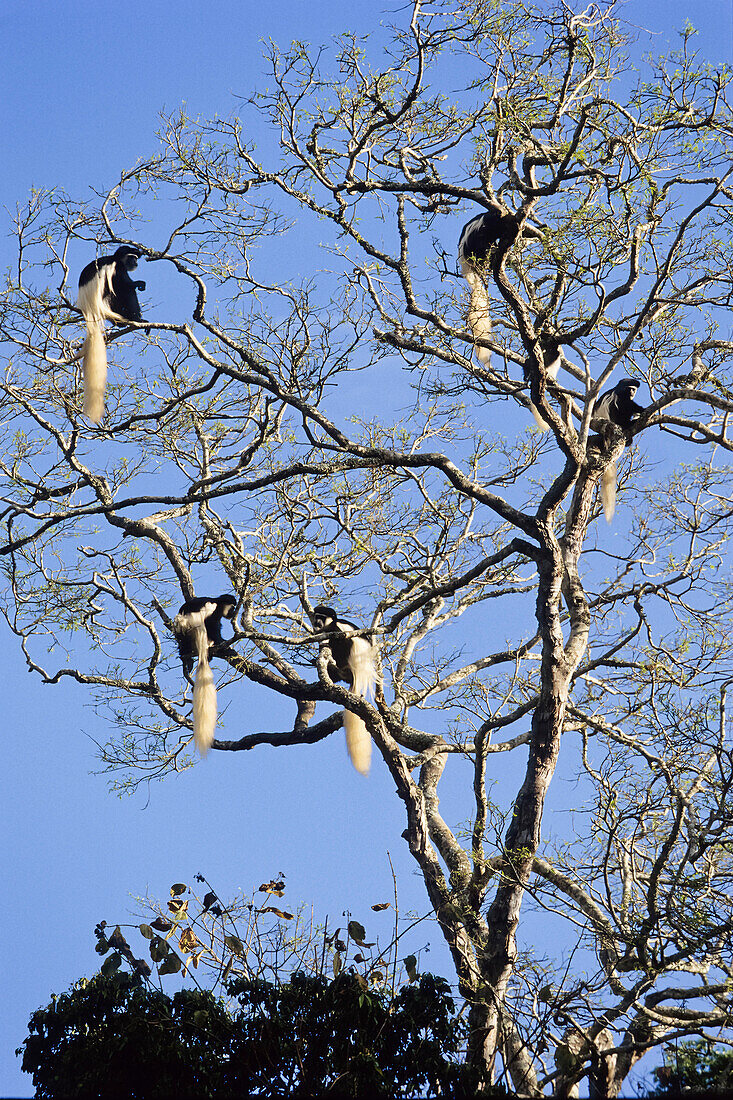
[113,246,142,271]
[311,605,337,633]
[217,595,237,619]
[618,379,642,399]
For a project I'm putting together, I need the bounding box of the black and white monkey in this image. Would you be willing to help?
[77,246,146,423]
[311,605,378,776]
[591,378,644,522]
[172,594,236,755]
[459,212,560,429]
[458,210,505,369]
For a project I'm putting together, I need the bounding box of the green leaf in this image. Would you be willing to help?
[149,936,170,963]
[333,952,342,977]
[170,883,187,896]
[139,924,154,940]
[158,953,182,976]
[404,954,418,982]
[101,952,122,977]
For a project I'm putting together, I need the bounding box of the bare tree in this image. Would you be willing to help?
[2,1,733,1093]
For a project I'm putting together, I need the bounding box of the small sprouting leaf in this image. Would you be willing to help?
[224,935,244,956]
[139,924,154,940]
[170,883,187,896]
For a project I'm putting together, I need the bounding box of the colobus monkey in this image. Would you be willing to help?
[311,605,378,776]
[591,378,644,522]
[172,594,236,755]
[458,209,508,368]
[459,212,558,430]
[77,246,146,423]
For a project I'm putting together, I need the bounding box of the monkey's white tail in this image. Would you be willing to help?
[461,260,492,367]
[81,320,107,423]
[528,402,550,432]
[192,620,217,755]
[527,353,561,433]
[343,712,371,777]
[601,462,617,523]
[344,639,378,776]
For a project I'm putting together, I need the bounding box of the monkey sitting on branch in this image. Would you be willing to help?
[77,246,146,423]
[590,378,645,521]
[310,605,378,776]
[172,595,236,755]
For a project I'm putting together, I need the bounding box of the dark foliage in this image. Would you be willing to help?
[648,1040,733,1096]
[18,969,499,1098]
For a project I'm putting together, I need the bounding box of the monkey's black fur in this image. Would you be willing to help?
[457,208,513,267]
[78,246,145,323]
[174,594,236,677]
[590,379,645,522]
[310,604,377,776]
[311,605,363,684]
[592,378,644,432]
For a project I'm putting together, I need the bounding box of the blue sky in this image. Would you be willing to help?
[2,1,732,1096]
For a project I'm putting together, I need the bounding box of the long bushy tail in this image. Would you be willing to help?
[192,623,217,755]
[528,401,550,432]
[461,261,492,367]
[344,640,378,776]
[343,712,371,777]
[601,462,617,523]
[82,319,107,423]
[527,353,561,433]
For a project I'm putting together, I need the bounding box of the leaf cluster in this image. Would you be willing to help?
[18,968,497,1099]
